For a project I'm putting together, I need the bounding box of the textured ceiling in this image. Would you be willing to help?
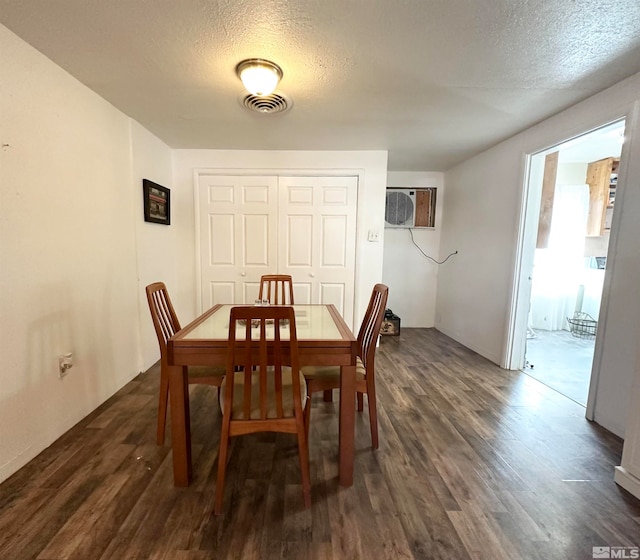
[2,0,640,171]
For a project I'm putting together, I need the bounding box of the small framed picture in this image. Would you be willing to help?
[143,179,170,225]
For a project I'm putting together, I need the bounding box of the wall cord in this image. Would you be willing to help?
[408,229,458,264]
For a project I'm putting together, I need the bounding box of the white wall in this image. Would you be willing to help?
[172,150,388,329]
[0,25,177,483]
[557,162,588,185]
[383,172,444,327]
[437,72,640,437]
[557,163,611,259]
[130,122,177,370]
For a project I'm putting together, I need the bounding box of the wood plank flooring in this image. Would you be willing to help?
[1,328,639,559]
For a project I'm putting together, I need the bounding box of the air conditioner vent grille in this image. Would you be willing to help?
[385,190,415,227]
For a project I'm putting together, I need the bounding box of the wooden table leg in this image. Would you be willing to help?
[338,363,356,486]
[169,364,191,486]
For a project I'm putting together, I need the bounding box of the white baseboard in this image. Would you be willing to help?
[614,466,640,499]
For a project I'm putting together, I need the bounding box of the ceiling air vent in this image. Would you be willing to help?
[240,91,292,115]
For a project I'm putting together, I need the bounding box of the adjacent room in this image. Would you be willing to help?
[2,2,640,559]
[523,121,625,406]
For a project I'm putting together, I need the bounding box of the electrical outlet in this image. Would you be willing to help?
[58,353,73,378]
[368,230,380,242]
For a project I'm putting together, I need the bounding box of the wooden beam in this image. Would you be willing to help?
[536,151,559,248]
[585,157,614,236]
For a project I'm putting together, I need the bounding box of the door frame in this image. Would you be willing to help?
[504,117,629,420]
[193,167,363,328]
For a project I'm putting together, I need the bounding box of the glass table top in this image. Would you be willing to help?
[183,304,343,341]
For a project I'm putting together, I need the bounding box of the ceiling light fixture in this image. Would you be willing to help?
[236,58,283,96]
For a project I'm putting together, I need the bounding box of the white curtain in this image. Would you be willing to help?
[529,184,591,331]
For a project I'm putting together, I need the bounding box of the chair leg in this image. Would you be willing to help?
[322,389,333,402]
[214,422,231,515]
[367,383,379,450]
[304,395,311,442]
[296,412,312,508]
[157,370,170,445]
[357,391,364,411]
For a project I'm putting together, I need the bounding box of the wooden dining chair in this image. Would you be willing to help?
[215,305,310,515]
[258,274,294,304]
[302,283,389,449]
[145,282,225,445]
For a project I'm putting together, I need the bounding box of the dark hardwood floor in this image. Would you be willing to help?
[1,328,639,559]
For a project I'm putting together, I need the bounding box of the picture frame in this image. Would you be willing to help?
[143,179,170,225]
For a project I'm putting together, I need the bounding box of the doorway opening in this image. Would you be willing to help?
[514,120,625,406]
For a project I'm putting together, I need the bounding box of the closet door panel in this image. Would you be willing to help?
[286,215,313,267]
[198,174,278,309]
[279,176,357,327]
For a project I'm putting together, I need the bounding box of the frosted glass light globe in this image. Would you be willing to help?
[237,59,283,96]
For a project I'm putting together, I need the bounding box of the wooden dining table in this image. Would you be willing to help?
[167,303,358,487]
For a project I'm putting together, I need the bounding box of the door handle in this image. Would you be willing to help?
[309,272,315,278]
[240,272,246,277]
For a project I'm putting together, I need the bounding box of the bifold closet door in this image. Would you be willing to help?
[197,173,357,326]
[278,176,357,323]
[198,174,278,309]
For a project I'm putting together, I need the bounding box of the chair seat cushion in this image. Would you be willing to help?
[301,356,366,382]
[219,367,307,419]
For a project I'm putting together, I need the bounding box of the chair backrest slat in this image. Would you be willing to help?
[358,284,389,370]
[259,275,295,305]
[226,306,300,421]
[146,282,181,360]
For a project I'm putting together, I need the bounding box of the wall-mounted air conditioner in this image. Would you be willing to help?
[384,188,437,228]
